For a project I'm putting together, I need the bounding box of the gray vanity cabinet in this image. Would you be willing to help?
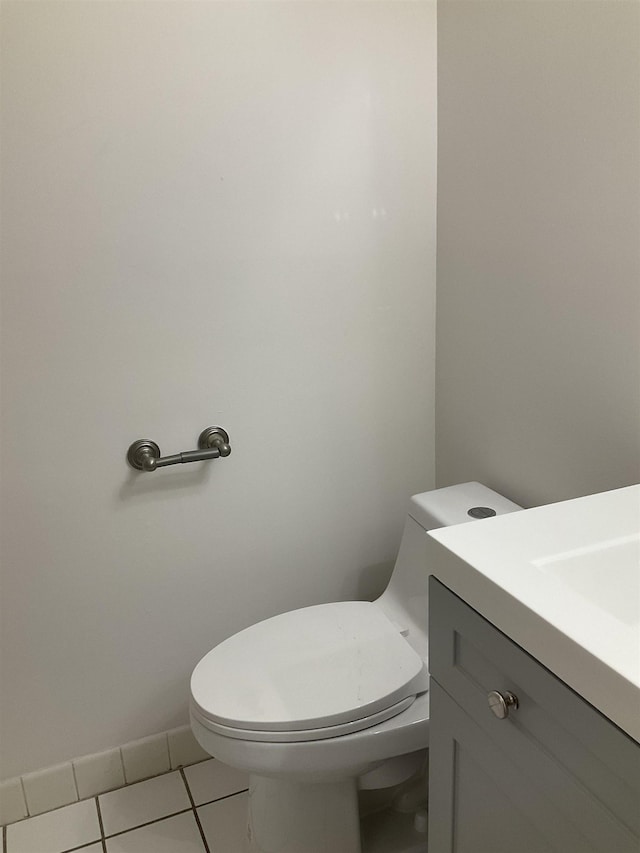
[427,577,640,853]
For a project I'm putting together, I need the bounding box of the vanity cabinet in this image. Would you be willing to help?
[428,578,640,853]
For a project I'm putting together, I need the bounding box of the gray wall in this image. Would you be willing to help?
[0,0,436,779]
[436,0,640,508]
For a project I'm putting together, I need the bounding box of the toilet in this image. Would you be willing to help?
[189,483,521,853]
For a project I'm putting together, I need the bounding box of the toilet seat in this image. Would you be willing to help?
[191,601,428,739]
[190,695,417,742]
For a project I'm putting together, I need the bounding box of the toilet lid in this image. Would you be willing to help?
[190,601,428,733]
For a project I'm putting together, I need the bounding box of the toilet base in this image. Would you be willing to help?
[246,774,361,853]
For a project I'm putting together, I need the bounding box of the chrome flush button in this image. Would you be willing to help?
[468,506,497,519]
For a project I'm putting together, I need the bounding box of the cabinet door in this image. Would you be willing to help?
[429,680,605,853]
[428,578,640,853]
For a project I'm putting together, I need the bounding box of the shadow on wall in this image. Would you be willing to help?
[352,561,395,603]
[116,465,212,503]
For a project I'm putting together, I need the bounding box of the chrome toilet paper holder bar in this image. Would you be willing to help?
[127,426,231,472]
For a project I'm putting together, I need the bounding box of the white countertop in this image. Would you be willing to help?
[426,484,640,742]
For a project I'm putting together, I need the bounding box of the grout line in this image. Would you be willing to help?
[116,748,125,787]
[19,777,28,819]
[180,768,211,853]
[105,808,193,840]
[95,796,107,853]
[70,763,80,802]
[179,766,194,803]
[162,734,170,774]
[118,767,175,790]
[60,841,104,853]
[198,788,249,808]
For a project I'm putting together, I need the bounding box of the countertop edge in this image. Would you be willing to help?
[426,538,640,745]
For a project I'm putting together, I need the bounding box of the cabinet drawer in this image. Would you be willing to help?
[429,577,640,845]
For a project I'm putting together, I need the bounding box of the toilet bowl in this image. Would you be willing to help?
[190,483,521,853]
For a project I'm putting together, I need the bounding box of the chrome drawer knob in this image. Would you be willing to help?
[488,690,519,719]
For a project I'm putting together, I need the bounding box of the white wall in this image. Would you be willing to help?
[436,0,640,508]
[0,0,437,779]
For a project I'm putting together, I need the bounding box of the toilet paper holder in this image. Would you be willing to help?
[127,426,231,472]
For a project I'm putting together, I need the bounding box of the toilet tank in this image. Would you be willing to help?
[375,483,522,659]
[409,481,522,530]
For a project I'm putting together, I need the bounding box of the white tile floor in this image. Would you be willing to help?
[3,759,249,853]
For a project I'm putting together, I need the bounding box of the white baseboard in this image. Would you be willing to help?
[0,725,210,826]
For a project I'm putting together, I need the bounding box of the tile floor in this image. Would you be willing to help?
[3,759,249,853]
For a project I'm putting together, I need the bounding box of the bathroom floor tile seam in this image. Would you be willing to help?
[2,765,249,853]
